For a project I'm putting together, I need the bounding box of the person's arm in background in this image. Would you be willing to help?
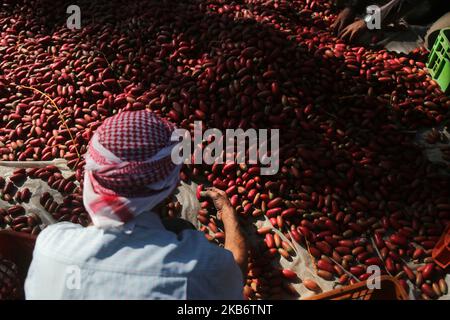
[339,0,415,42]
[332,0,370,34]
[377,0,415,26]
[203,188,248,276]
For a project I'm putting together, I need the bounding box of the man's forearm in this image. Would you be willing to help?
[222,210,248,276]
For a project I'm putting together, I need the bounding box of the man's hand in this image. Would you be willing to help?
[202,187,235,221]
[331,7,356,35]
[339,19,367,43]
[202,187,247,277]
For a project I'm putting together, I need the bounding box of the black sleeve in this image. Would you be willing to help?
[430,0,450,13]
[378,0,415,24]
[338,0,371,13]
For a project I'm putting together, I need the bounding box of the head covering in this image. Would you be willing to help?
[83,110,181,229]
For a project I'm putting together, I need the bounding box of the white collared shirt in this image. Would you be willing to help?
[24,213,243,300]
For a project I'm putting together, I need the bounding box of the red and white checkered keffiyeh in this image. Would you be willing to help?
[83,110,181,229]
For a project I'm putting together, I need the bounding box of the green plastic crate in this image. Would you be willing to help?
[427,28,450,94]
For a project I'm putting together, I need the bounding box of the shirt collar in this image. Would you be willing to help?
[121,212,164,234]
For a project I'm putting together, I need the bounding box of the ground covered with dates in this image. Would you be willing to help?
[0,0,449,300]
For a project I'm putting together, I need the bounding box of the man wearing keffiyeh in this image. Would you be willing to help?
[24,110,247,300]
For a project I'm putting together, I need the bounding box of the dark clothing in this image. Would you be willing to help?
[339,0,450,25]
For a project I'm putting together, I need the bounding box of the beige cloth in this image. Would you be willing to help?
[425,12,450,50]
